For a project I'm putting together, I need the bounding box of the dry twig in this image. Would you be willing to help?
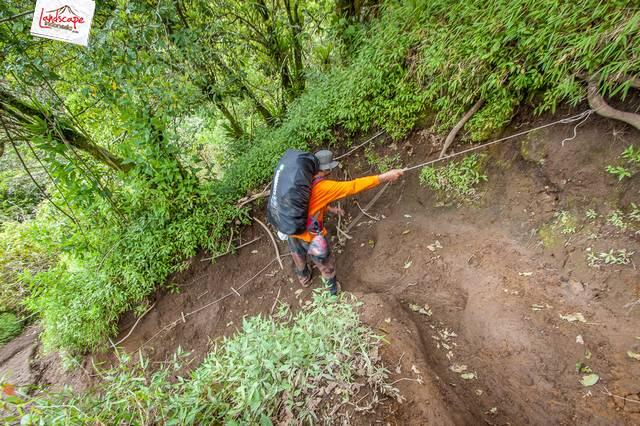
[113,302,157,347]
[439,99,485,158]
[253,216,284,270]
[201,236,262,261]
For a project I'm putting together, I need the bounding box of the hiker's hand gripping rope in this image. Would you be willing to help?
[379,169,405,182]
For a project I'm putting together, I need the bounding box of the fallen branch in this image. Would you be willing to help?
[200,236,262,261]
[346,182,390,233]
[237,188,271,208]
[334,130,386,160]
[113,302,157,347]
[587,78,640,131]
[253,216,284,270]
[337,224,353,241]
[439,99,485,158]
[602,386,640,405]
[354,200,379,221]
[270,286,282,314]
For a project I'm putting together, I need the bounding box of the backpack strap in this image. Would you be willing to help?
[306,176,326,234]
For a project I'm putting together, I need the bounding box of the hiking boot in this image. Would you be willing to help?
[322,277,341,295]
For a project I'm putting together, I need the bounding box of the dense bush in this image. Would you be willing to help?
[0,312,22,346]
[420,154,488,202]
[6,294,398,424]
[13,0,640,352]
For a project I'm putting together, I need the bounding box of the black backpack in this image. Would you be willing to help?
[266,150,319,235]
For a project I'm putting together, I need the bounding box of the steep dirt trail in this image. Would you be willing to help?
[2,106,639,424]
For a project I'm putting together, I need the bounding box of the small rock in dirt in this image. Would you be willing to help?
[475,389,483,396]
[411,365,421,375]
[460,372,477,380]
[404,214,412,218]
[251,250,259,254]
[384,317,391,323]
[404,260,413,269]
[488,407,498,415]
[519,272,533,277]
[402,229,411,235]
[576,335,584,345]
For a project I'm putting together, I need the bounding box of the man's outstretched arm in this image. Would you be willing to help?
[316,169,404,206]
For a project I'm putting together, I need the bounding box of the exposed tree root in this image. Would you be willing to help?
[586,77,640,131]
[439,99,484,158]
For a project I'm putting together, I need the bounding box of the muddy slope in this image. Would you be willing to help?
[2,105,639,425]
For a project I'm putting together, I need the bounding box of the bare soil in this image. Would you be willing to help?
[2,104,639,425]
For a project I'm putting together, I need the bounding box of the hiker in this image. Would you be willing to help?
[288,150,404,295]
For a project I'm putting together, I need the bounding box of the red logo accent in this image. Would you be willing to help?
[38,5,86,32]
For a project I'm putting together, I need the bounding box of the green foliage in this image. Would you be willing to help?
[607,145,640,181]
[8,294,398,424]
[419,154,488,202]
[0,312,22,346]
[0,218,59,314]
[2,0,639,353]
[552,211,578,235]
[586,247,634,267]
[365,146,401,173]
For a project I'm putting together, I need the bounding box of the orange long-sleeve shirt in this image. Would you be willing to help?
[291,175,381,242]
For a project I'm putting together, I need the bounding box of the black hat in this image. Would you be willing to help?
[315,150,339,171]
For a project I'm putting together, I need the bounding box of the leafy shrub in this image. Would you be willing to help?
[7,293,399,424]
[419,154,487,202]
[0,312,22,346]
[18,0,640,353]
[0,218,59,314]
[607,145,640,181]
[365,146,402,173]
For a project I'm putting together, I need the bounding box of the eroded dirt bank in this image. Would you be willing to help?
[2,105,639,424]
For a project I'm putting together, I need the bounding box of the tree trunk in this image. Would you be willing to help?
[284,0,305,97]
[0,89,132,173]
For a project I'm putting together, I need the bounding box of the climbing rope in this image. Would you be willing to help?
[336,109,594,173]
[402,109,594,172]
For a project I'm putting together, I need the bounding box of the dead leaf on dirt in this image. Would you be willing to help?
[404,260,413,269]
[580,373,599,387]
[384,317,391,323]
[488,407,498,415]
[294,289,303,298]
[450,364,468,373]
[411,364,421,375]
[402,229,411,235]
[409,303,432,316]
[627,351,640,361]
[519,272,533,277]
[475,389,483,396]
[460,372,477,380]
[446,351,454,360]
[576,335,584,345]
[559,312,587,323]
